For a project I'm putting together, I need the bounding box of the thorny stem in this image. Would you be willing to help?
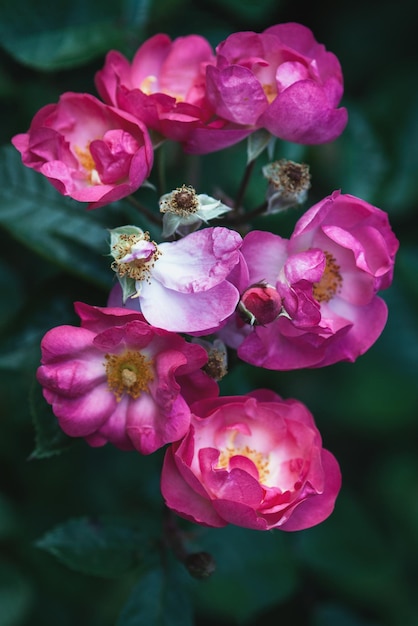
[233,158,256,212]
[163,507,216,579]
[126,195,163,227]
[163,507,188,563]
[224,200,268,226]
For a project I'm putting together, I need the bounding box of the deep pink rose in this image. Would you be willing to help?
[200,22,347,146]
[161,390,341,531]
[37,303,218,454]
[95,34,217,143]
[11,92,153,209]
[221,191,399,369]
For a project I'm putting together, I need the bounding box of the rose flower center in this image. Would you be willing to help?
[111,232,161,282]
[73,143,101,185]
[105,350,154,401]
[140,74,184,102]
[312,251,343,303]
[218,437,271,485]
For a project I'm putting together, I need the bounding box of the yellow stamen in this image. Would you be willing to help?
[262,83,277,104]
[217,432,270,484]
[312,251,343,303]
[73,144,101,185]
[105,350,154,401]
[111,232,161,283]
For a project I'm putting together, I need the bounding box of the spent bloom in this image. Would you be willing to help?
[159,184,232,237]
[262,159,311,214]
[161,390,341,530]
[11,92,153,209]
[108,225,243,334]
[191,22,347,150]
[37,303,218,455]
[95,33,215,143]
[222,191,399,369]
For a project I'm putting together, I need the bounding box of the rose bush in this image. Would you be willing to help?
[161,390,341,530]
[37,303,218,454]
[12,92,154,209]
[221,191,399,369]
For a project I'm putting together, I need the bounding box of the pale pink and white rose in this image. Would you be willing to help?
[221,191,399,369]
[37,303,219,455]
[108,226,243,334]
[161,390,341,531]
[11,92,153,209]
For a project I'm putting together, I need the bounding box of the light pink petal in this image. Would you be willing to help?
[241,230,288,285]
[153,227,242,293]
[140,277,239,333]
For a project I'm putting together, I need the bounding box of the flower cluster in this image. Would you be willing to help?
[13,23,398,534]
[13,22,347,208]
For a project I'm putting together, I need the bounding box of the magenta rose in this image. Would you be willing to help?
[37,303,218,454]
[199,22,347,146]
[95,33,217,143]
[226,191,399,369]
[11,92,153,209]
[161,390,341,531]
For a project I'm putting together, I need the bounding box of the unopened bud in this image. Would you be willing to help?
[262,159,311,214]
[238,283,282,326]
[184,551,216,580]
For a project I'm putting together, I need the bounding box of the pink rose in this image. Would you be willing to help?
[227,192,399,369]
[201,22,347,145]
[11,92,153,209]
[37,303,218,454]
[161,390,341,531]
[95,34,216,143]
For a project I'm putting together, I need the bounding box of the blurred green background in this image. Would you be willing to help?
[0,0,417,625]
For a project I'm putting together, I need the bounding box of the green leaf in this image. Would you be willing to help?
[0,259,24,330]
[191,525,298,623]
[0,0,150,71]
[29,377,76,460]
[36,516,152,579]
[0,561,33,626]
[312,603,380,626]
[117,564,194,626]
[0,145,114,289]
[207,0,283,25]
[247,129,274,164]
[296,491,411,623]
